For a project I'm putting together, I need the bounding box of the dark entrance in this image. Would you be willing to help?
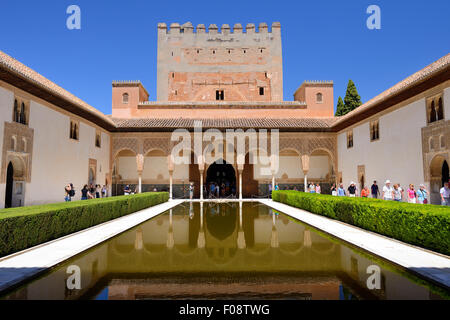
[206,160,236,198]
[442,160,449,187]
[5,162,14,208]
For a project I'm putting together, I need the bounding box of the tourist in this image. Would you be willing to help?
[417,184,429,204]
[407,184,417,204]
[88,184,96,199]
[382,180,393,201]
[440,182,450,206]
[293,186,298,191]
[124,185,131,196]
[393,184,402,202]
[95,184,101,198]
[64,184,72,202]
[331,183,337,196]
[361,186,370,198]
[81,185,89,200]
[275,184,279,191]
[371,181,380,199]
[337,183,346,196]
[398,183,404,201]
[347,181,357,197]
[101,185,107,198]
[309,183,315,193]
[210,183,215,198]
[315,183,321,194]
[189,182,194,200]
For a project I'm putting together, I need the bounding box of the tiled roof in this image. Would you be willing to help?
[333,53,450,127]
[0,50,116,127]
[112,117,337,130]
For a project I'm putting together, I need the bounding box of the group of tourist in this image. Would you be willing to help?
[206,181,236,199]
[329,179,450,206]
[64,183,108,202]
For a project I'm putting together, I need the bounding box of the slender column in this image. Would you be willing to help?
[304,173,308,192]
[301,155,310,193]
[272,175,275,192]
[239,170,243,200]
[200,171,204,200]
[138,172,142,194]
[169,170,173,200]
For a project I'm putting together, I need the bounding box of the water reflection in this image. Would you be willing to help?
[2,202,447,300]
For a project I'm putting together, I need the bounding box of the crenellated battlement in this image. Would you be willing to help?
[158,22,281,35]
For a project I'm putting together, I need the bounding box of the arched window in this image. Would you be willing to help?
[122,93,129,104]
[437,97,444,120]
[73,124,78,140]
[13,99,19,123]
[20,102,26,125]
[316,93,323,103]
[430,100,437,123]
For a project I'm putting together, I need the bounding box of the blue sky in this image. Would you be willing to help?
[1,0,449,115]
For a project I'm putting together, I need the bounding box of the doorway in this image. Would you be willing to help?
[206,160,236,198]
[5,162,13,208]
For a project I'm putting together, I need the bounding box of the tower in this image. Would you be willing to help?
[156,22,283,102]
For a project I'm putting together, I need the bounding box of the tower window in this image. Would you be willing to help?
[259,87,265,96]
[216,90,224,101]
[316,93,323,103]
[122,93,129,104]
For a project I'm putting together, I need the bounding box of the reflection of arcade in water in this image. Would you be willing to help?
[3,203,447,300]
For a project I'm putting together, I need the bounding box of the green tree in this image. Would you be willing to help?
[335,96,345,116]
[343,80,362,114]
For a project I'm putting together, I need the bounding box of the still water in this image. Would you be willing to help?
[2,202,449,300]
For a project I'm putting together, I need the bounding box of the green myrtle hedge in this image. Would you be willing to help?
[272,190,450,255]
[0,192,169,257]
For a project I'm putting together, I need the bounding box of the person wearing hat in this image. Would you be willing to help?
[347,181,358,197]
[382,180,394,201]
[416,184,429,204]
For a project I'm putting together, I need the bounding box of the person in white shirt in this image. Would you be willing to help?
[382,180,394,201]
[440,182,450,206]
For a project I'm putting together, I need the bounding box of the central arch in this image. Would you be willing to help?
[205,159,236,198]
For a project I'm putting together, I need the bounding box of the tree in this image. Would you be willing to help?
[343,80,362,114]
[335,96,345,116]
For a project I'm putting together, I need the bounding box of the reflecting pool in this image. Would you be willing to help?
[2,202,449,300]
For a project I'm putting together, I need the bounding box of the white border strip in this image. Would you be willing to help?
[0,200,184,293]
[260,199,450,289]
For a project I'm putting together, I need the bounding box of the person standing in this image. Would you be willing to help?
[416,184,428,204]
[189,182,194,200]
[440,182,450,206]
[95,185,101,198]
[407,184,417,204]
[361,186,370,198]
[101,185,107,198]
[393,184,402,202]
[371,181,380,199]
[347,182,358,197]
[64,184,72,202]
[337,183,346,197]
[382,180,394,201]
[315,183,321,194]
[397,183,404,201]
[81,185,89,200]
[309,183,315,193]
[331,183,337,196]
[124,185,131,196]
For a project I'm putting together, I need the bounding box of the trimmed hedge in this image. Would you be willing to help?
[272,190,450,255]
[0,192,169,257]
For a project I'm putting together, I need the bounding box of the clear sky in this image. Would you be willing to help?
[1,0,449,115]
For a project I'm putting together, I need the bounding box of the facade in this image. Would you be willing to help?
[0,22,449,208]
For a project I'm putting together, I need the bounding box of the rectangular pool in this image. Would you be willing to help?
[2,202,449,300]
